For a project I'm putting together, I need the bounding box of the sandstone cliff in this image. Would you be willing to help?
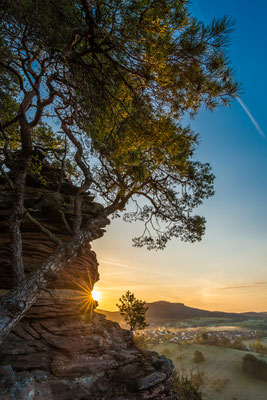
[0,165,177,399]
[0,162,105,291]
[0,296,177,399]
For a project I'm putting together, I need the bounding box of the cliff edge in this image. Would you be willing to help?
[0,295,177,399]
[0,165,177,399]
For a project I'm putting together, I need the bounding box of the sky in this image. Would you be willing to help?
[92,0,267,313]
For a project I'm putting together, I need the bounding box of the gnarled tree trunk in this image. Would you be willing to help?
[0,166,109,343]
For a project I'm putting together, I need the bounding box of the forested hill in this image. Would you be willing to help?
[97,301,266,325]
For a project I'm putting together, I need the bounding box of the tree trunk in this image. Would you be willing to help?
[9,155,32,286]
[0,215,108,344]
[9,123,33,286]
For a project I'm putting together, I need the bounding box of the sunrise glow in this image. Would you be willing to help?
[91,289,101,302]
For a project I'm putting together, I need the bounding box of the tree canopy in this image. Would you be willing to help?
[0,0,239,342]
[117,290,148,331]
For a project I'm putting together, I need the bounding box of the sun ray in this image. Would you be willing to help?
[69,269,100,320]
[70,278,90,293]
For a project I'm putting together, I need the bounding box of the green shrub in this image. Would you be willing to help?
[242,354,267,381]
[173,369,204,399]
[193,350,205,363]
[249,340,267,355]
[133,334,147,350]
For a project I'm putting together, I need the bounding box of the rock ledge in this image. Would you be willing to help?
[0,296,177,399]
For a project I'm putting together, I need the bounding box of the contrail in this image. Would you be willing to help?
[236,97,265,139]
[191,1,266,140]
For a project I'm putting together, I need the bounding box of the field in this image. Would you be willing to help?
[147,342,267,400]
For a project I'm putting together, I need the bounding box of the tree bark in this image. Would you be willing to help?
[0,214,109,344]
[9,123,32,287]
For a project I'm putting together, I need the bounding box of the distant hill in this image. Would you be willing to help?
[241,311,267,318]
[97,301,266,326]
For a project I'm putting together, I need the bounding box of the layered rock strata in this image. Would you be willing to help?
[0,163,106,291]
[0,296,177,399]
[0,165,177,399]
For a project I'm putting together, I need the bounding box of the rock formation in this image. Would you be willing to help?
[0,161,105,291]
[0,296,177,399]
[0,164,177,399]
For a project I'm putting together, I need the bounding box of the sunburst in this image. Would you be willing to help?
[71,269,98,320]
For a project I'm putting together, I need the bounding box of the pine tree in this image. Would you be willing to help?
[0,0,240,342]
[117,291,148,331]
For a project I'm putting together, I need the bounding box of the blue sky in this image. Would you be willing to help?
[93,0,267,312]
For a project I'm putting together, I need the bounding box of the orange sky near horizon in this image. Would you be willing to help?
[93,268,267,314]
[92,213,267,314]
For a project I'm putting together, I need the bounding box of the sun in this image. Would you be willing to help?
[91,288,101,302]
[71,271,101,318]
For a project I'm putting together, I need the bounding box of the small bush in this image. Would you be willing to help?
[193,350,205,363]
[133,334,147,350]
[242,353,267,381]
[211,377,230,392]
[191,370,206,389]
[249,340,267,355]
[173,368,204,399]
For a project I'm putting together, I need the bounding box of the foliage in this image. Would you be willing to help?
[133,333,148,350]
[0,0,240,249]
[0,0,240,341]
[173,368,204,399]
[255,330,266,339]
[242,354,267,381]
[116,290,148,331]
[195,332,247,351]
[193,350,205,363]
[249,340,267,355]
